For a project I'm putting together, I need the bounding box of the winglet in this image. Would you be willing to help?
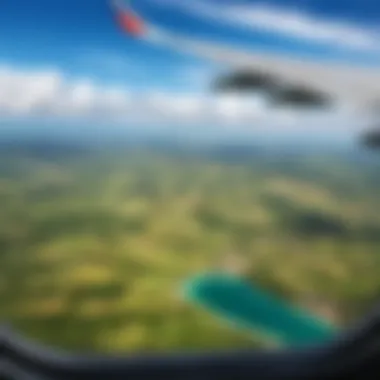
[110,0,146,37]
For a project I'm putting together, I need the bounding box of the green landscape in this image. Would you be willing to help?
[1,139,380,353]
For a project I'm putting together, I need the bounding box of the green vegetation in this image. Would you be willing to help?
[0,141,380,353]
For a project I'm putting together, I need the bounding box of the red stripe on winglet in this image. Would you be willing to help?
[116,10,145,36]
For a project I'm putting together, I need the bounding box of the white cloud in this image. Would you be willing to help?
[0,64,365,137]
[154,0,380,52]
[0,66,132,119]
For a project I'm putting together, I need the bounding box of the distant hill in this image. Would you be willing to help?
[0,139,92,160]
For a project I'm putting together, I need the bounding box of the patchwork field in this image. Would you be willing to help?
[1,141,379,353]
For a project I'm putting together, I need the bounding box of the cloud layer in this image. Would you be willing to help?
[0,64,364,136]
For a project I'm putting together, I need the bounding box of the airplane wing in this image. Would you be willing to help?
[110,0,380,115]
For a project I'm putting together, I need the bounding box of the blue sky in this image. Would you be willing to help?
[0,0,215,89]
[2,0,380,80]
[0,0,380,138]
